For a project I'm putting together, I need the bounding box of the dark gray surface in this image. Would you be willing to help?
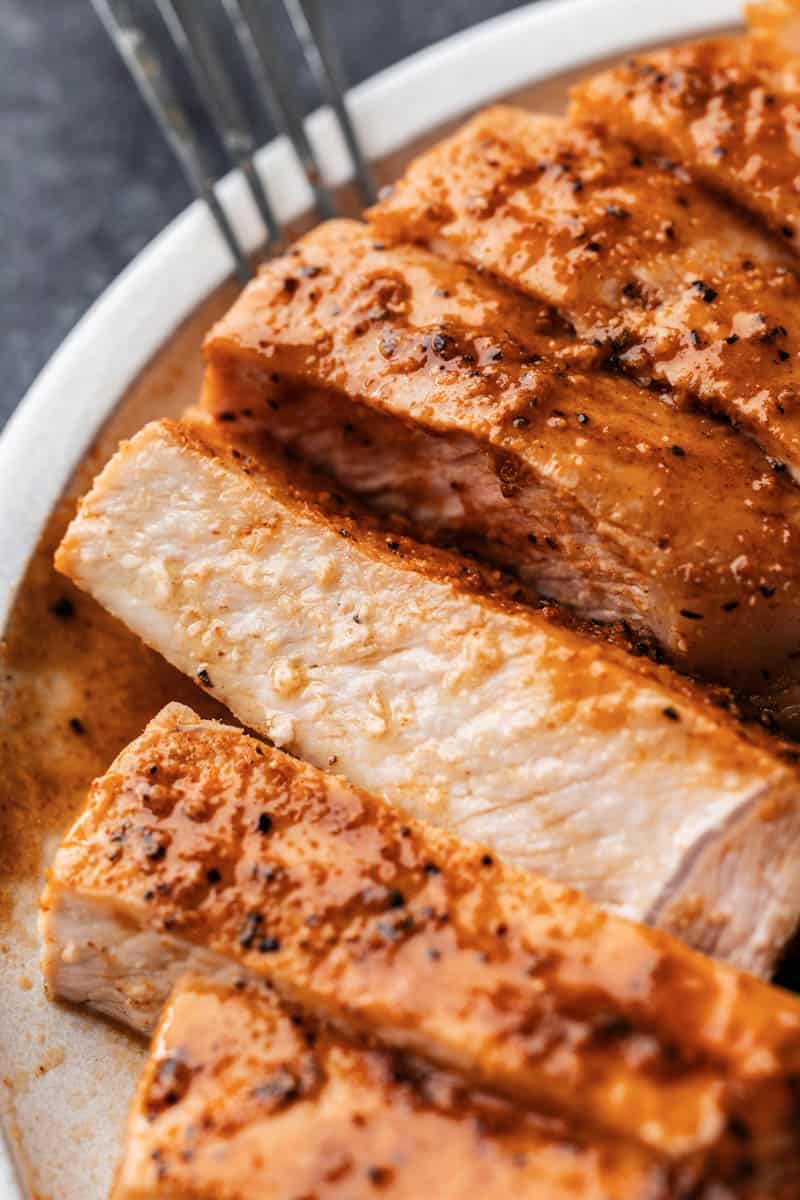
[0,0,535,429]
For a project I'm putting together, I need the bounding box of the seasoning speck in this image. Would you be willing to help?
[50,595,75,619]
[662,707,680,722]
[691,280,718,304]
[69,717,85,735]
[257,813,273,835]
[239,913,263,950]
[197,668,213,687]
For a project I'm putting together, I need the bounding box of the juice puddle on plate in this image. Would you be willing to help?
[0,54,753,1200]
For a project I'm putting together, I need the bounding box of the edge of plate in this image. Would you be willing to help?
[0,0,739,632]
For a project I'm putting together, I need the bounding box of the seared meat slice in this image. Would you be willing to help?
[747,0,800,58]
[203,219,800,697]
[53,419,800,974]
[40,703,800,1185]
[113,976,665,1200]
[369,106,800,478]
[570,38,800,250]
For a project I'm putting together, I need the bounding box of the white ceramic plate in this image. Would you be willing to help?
[0,0,742,1195]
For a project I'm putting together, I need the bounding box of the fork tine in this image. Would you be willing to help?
[91,0,253,282]
[283,0,377,206]
[222,0,336,219]
[154,0,281,246]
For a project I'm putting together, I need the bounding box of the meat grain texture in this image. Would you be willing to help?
[203,220,800,701]
[53,420,800,975]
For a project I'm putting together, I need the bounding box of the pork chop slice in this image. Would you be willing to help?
[369,106,800,480]
[570,37,800,254]
[53,418,800,975]
[747,0,800,61]
[203,218,800,701]
[39,702,800,1184]
[112,976,666,1200]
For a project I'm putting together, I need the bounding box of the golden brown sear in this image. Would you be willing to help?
[41,703,800,1190]
[204,218,800,700]
[571,37,800,252]
[369,106,800,480]
[112,976,667,1200]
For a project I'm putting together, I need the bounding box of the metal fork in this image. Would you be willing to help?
[92,0,377,281]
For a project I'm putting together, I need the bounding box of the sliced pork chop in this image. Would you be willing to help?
[369,106,800,479]
[40,703,800,1185]
[747,0,800,59]
[570,38,800,253]
[113,976,666,1200]
[53,418,800,974]
[203,218,800,699]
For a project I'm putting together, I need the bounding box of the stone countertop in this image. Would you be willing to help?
[0,0,533,430]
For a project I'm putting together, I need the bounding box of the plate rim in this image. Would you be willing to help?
[0,0,741,631]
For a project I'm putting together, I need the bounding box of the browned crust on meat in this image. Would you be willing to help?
[42,703,800,1184]
[368,106,800,477]
[112,975,667,1200]
[201,218,800,693]
[570,39,800,248]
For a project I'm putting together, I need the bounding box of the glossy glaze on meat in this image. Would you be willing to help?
[52,420,800,973]
[39,704,800,1188]
[747,0,800,59]
[571,39,800,252]
[369,106,800,479]
[203,218,800,700]
[113,976,668,1200]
